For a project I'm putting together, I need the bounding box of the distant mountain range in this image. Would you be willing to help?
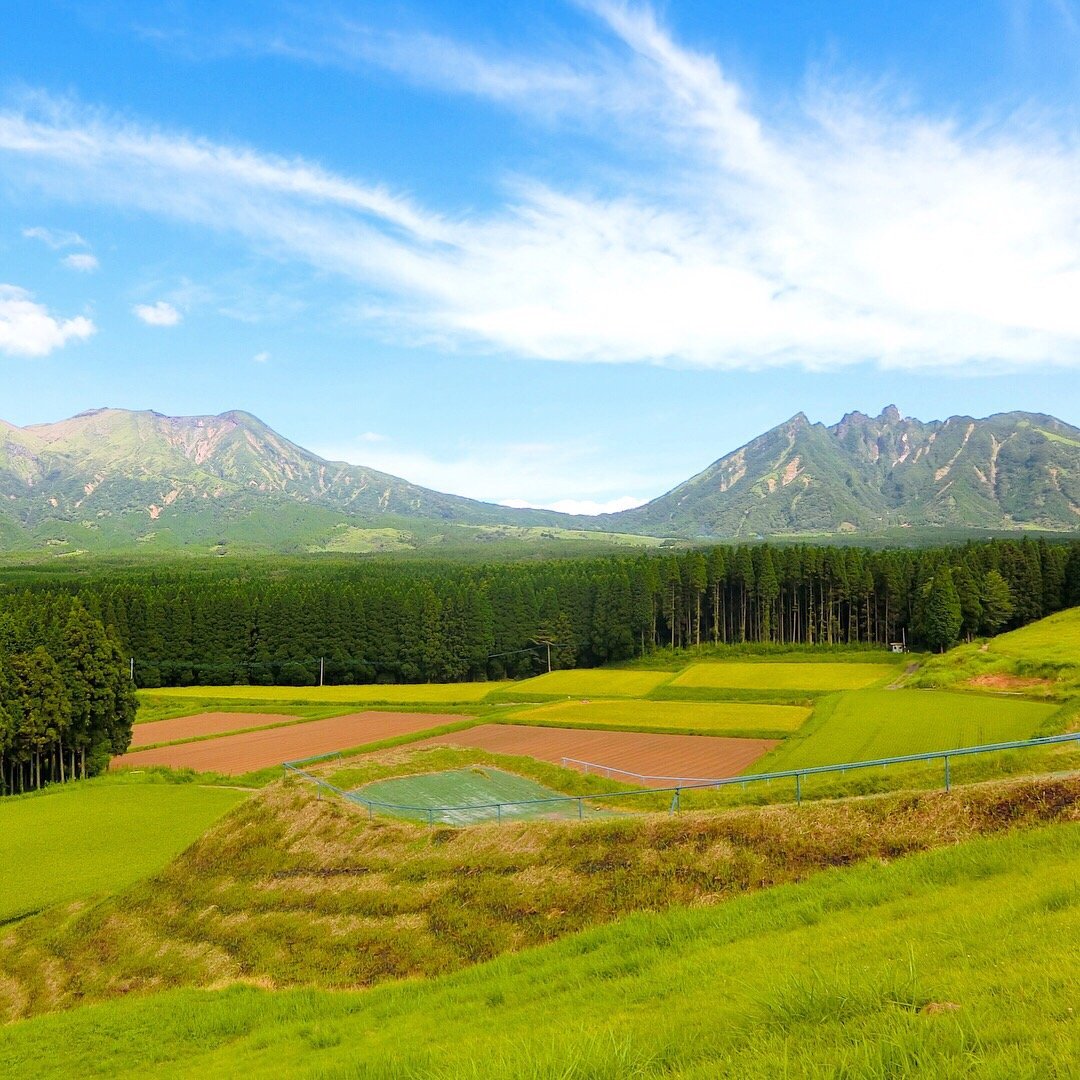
[1,406,1077,556]
[610,406,1080,538]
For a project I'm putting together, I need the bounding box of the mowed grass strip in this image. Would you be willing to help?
[670,661,898,692]
[509,698,809,737]
[756,689,1059,772]
[508,669,671,698]
[140,682,508,706]
[0,780,246,922]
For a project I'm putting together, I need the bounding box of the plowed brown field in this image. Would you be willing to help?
[416,725,777,786]
[130,712,307,748]
[115,712,466,775]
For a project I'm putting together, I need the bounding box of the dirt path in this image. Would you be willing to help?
[115,712,467,775]
[415,725,777,786]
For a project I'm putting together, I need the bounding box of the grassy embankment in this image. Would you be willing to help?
[0,793,1077,1076]
[0,777,247,924]
[909,606,1080,699]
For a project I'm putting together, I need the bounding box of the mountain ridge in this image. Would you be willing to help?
[0,405,1077,554]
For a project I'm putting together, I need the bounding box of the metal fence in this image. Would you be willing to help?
[283,731,1080,827]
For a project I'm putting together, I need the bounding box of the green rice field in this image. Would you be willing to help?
[508,669,671,697]
[352,767,605,824]
[139,682,508,706]
[510,698,810,736]
[756,689,1060,772]
[0,780,247,922]
[669,661,898,692]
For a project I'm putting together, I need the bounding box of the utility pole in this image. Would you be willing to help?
[319,657,325,687]
[130,657,135,682]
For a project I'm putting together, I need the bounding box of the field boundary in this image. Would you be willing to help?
[283,731,1080,826]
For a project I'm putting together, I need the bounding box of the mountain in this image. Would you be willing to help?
[1,405,1078,557]
[0,408,589,554]
[615,407,1080,538]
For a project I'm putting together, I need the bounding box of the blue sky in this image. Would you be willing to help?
[3,1,1080,512]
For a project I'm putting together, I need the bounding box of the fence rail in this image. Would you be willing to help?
[282,731,1080,827]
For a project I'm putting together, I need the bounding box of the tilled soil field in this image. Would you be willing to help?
[415,724,777,786]
[130,712,308,748]
[115,712,467,775]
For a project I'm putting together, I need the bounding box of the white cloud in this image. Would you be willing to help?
[61,252,99,272]
[253,350,270,362]
[133,300,181,326]
[316,435,661,507]
[0,284,95,357]
[503,495,646,516]
[6,10,1080,370]
[22,225,86,249]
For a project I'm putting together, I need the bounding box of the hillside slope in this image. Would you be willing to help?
[0,408,589,552]
[0,803,1077,1077]
[615,407,1080,537]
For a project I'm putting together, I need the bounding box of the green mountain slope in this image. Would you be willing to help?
[0,408,599,553]
[1,405,1078,554]
[616,407,1080,537]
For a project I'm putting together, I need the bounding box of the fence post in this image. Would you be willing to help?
[670,788,681,815]
[795,773,802,805]
[578,797,584,820]
[497,804,502,825]
[944,755,951,793]
[428,809,434,829]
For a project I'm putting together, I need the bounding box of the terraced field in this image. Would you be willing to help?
[668,661,897,692]
[117,711,468,775]
[507,669,672,697]
[141,682,507,706]
[0,781,246,922]
[510,698,809,737]
[756,689,1059,772]
[417,724,778,784]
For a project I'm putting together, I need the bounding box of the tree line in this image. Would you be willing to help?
[0,595,137,796]
[2,537,1077,690]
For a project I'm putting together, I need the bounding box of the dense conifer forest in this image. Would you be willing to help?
[2,538,1077,689]
[0,596,137,795]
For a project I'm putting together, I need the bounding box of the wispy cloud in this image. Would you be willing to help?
[62,252,99,272]
[0,284,95,357]
[4,7,1080,370]
[133,300,181,326]
[315,435,662,507]
[22,225,86,249]
[253,350,270,363]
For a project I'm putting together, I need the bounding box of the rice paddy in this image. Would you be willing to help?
[669,661,898,692]
[509,697,810,736]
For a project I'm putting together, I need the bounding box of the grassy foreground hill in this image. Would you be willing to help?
[0,807,1077,1077]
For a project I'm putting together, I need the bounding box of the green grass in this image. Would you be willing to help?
[0,820,1076,1078]
[669,661,898,692]
[755,690,1059,772]
[352,767,607,824]
[0,778,246,922]
[508,697,809,737]
[505,669,672,698]
[139,682,508,706]
[1,773,1075,1027]
[909,607,1080,696]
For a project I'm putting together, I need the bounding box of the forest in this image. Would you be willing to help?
[0,596,137,795]
[2,537,1077,689]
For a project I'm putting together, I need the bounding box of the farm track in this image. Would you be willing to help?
[415,724,778,785]
[115,711,467,775]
